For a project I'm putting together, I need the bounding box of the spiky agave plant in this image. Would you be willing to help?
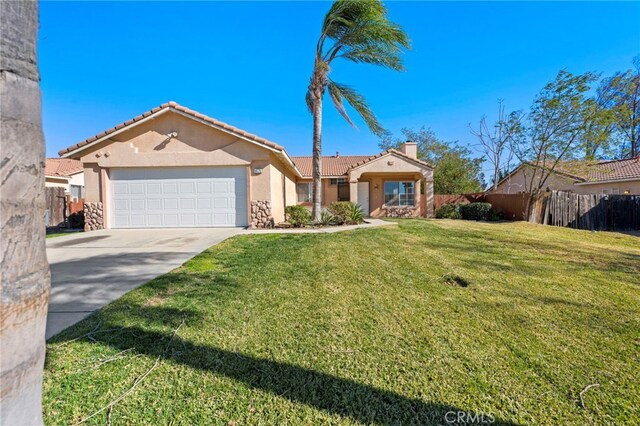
[307,0,410,221]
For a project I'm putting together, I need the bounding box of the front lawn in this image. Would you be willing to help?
[46,230,81,239]
[44,220,640,425]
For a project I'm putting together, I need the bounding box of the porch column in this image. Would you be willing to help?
[349,179,358,203]
[425,177,434,218]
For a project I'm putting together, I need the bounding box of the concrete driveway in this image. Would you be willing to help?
[46,228,242,339]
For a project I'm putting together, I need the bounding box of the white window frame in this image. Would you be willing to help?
[296,182,312,203]
[384,180,415,207]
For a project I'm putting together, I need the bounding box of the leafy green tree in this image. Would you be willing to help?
[307,0,410,221]
[598,55,640,158]
[379,127,485,194]
[510,70,601,216]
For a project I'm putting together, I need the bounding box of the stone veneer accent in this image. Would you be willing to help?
[250,200,273,228]
[84,202,104,231]
[384,207,416,218]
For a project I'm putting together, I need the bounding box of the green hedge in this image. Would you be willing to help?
[435,203,462,219]
[285,205,311,227]
[327,201,364,225]
[459,202,493,221]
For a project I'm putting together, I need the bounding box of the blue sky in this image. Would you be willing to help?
[40,1,640,166]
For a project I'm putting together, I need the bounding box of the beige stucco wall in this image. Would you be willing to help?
[349,153,433,179]
[68,171,84,188]
[493,167,640,195]
[573,180,640,195]
[348,152,433,217]
[293,153,434,217]
[44,172,83,194]
[77,112,273,169]
[71,111,299,226]
[83,164,101,202]
[493,168,575,194]
[362,174,424,217]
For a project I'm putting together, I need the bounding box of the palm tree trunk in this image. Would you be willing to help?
[312,96,323,222]
[1,2,49,425]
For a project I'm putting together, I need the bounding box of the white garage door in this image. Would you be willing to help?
[110,167,247,228]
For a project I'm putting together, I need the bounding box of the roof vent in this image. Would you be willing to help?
[335,151,340,158]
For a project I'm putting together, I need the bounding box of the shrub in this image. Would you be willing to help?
[436,203,462,219]
[285,205,310,227]
[459,202,493,221]
[318,210,337,226]
[327,201,354,225]
[487,209,503,222]
[67,211,85,229]
[347,203,365,224]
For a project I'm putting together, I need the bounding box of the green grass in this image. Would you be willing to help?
[44,220,640,425]
[46,231,81,239]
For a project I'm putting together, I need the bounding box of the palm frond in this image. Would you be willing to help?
[321,0,410,70]
[328,80,386,136]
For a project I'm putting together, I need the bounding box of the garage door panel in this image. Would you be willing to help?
[147,183,162,194]
[130,183,145,194]
[113,183,129,195]
[163,183,178,194]
[147,199,162,210]
[110,167,247,228]
[130,199,145,210]
[197,182,211,193]
[163,198,179,209]
[147,215,162,226]
[197,199,211,209]
[180,198,196,209]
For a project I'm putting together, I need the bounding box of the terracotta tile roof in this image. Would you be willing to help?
[291,149,433,178]
[291,155,372,177]
[555,157,640,183]
[45,158,83,177]
[58,101,285,157]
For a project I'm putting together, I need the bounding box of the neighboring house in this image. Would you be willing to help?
[491,158,640,195]
[58,101,434,230]
[45,158,85,199]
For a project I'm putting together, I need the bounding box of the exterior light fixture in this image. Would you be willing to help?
[253,168,263,174]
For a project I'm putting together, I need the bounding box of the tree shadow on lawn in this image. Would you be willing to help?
[61,323,519,426]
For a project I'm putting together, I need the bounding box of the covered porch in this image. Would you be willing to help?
[347,149,434,218]
[348,172,431,218]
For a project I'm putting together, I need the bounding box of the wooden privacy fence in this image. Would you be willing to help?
[484,193,530,221]
[67,196,84,214]
[45,187,66,227]
[536,191,640,231]
[45,187,85,227]
[433,193,485,211]
[434,192,529,220]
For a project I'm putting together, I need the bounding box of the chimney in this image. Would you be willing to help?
[399,141,417,159]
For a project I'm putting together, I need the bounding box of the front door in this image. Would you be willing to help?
[337,182,350,201]
[357,181,370,215]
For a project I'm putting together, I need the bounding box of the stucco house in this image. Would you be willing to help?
[58,102,434,230]
[491,158,640,196]
[45,158,85,199]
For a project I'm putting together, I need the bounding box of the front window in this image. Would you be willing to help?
[330,178,347,186]
[296,182,312,203]
[384,181,415,206]
[70,184,83,200]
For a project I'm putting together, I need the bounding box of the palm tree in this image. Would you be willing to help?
[307,0,410,221]
[0,2,49,425]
